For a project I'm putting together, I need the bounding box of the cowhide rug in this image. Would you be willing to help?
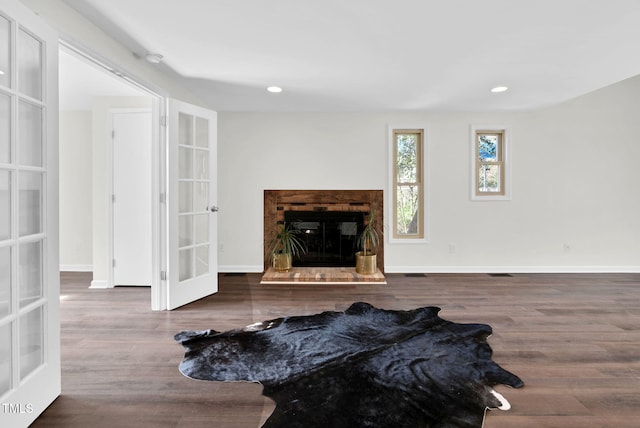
[175,302,523,428]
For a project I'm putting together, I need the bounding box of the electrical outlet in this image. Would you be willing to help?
[563,243,571,253]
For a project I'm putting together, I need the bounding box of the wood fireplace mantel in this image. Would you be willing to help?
[264,190,384,272]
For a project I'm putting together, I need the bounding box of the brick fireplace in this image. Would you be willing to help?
[263,190,384,273]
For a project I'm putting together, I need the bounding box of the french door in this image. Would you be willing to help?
[166,99,218,309]
[0,0,60,426]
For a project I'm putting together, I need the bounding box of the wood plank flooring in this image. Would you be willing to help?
[32,271,640,427]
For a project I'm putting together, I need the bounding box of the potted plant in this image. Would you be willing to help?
[268,223,307,272]
[355,211,380,274]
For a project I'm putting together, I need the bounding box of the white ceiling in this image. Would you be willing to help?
[61,0,640,112]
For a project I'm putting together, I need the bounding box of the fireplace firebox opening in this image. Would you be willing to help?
[285,211,365,267]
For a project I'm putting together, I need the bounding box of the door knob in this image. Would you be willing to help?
[209,206,219,212]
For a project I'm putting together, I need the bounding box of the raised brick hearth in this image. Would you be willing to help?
[261,267,387,284]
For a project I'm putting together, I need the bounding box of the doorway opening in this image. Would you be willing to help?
[58,41,165,309]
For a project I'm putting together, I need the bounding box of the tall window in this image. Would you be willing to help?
[472,128,510,200]
[392,129,424,239]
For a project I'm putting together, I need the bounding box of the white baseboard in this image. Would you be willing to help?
[89,279,109,289]
[218,265,264,273]
[60,264,93,272]
[384,265,640,274]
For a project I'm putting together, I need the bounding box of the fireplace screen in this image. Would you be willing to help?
[285,211,365,267]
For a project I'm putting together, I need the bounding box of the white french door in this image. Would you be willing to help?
[0,0,60,426]
[166,99,218,310]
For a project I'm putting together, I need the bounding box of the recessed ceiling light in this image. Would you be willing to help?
[491,86,509,93]
[267,86,283,93]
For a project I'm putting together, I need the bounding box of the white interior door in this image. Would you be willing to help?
[166,99,217,310]
[111,109,152,286]
[0,1,60,426]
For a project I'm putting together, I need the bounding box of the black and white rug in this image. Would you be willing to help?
[175,302,523,427]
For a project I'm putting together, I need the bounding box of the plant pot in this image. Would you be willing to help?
[272,253,292,272]
[355,251,377,275]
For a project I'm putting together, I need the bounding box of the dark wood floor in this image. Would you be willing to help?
[32,271,640,427]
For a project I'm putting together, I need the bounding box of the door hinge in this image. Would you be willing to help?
[160,115,167,127]
[112,194,116,203]
[159,192,166,204]
[112,130,115,139]
[160,271,167,281]
[112,259,116,268]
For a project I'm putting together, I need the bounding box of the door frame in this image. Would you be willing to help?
[59,40,168,310]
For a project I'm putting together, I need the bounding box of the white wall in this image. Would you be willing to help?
[218,75,640,273]
[59,111,92,270]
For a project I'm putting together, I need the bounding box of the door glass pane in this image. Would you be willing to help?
[179,248,193,281]
[19,240,42,308]
[0,246,10,318]
[17,28,42,100]
[0,170,9,240]
[196,245,209,276]
[19,171,42,236]
[0,16,10,88]
[0,322,10,395]
[195,214,208,245]
[194,182,208,213]
[178,182,193,213]
[179,147,193,179]
[18,100,42,167]
[178,215,193,247]
[20,306,43,380]
[195,117,208,148]
[178,113,193,145]
[195,149,208,180]
[0,93,9,163]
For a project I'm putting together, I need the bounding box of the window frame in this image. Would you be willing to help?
[471,126,511,201]
[388,126,428,243]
